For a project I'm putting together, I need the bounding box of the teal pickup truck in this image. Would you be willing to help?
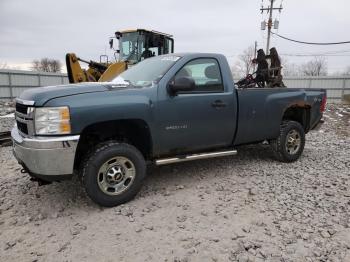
[12,53,326,206]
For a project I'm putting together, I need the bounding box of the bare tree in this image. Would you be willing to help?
[31,60,41,71]
[40,58,51,72]
[31,58,62,73]
[233,46,256,78]
[50,60,62,73]
[281,58,300,77]
[300,56,328,76]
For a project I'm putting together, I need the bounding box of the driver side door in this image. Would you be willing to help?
[156,58,236,156]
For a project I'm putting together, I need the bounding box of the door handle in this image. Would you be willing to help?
[211,100,227,108]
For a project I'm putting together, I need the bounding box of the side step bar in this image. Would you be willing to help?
[155,149,237,166]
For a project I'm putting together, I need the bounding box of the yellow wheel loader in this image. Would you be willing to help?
[66,29,174,83]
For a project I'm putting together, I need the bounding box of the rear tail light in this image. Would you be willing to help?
[320,93,327,112]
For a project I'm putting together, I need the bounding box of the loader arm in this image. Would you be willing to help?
[66,53,103,83]
[98,62,128,82]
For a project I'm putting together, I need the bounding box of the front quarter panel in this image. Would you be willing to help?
[43,88,156,135]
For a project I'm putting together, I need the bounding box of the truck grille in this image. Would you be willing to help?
[17,121,28,134]
[15,100,34,136]
[15,103,29,115]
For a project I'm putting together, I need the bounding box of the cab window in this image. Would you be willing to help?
[175,58,224,92]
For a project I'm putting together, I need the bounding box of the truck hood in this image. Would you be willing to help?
[18,82,111,106]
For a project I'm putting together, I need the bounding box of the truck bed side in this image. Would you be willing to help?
[234,88,325,145]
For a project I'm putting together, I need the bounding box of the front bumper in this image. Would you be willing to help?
[11,126,80,177]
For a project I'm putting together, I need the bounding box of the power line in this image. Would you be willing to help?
[282,54,350,57]
[281,50,350,57]
[271,32,350,45]
[226,49,350,58]
[320,49,350,54]
[291,49,350,55]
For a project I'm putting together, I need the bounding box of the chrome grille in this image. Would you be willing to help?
[15,99,35,136]
[15,103,29,115]
[17,121,28,134]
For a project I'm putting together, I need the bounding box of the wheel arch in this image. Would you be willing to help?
[281,104,311,133]
[74,119,153,170]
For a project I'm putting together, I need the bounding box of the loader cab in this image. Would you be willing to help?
[114,29,174,65]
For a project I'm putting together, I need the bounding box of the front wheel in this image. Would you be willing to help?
[270,121,305,162]
[81,141,146,207]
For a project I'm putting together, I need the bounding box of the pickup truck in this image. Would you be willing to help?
[12,53,326,207]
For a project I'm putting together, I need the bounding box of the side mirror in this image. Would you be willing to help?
[109,39,114,49]
[168,77,195,95]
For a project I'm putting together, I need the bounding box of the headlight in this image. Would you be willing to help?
[35,107,71,135]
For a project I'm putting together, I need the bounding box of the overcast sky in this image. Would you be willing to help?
[1,0,349,73]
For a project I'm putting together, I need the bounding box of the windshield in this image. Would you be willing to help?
[119,32,142,63]
[111,55,181,88]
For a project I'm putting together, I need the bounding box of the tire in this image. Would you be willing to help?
[270,121,305,163]
[81,141,146,207]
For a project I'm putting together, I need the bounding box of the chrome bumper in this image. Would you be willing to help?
[11,126,80,176]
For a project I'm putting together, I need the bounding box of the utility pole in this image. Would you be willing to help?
[260,0,283,54]
[266,0,274,54]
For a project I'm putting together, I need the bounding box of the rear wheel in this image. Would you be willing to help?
[270,121,305,162]
[81,141,146,207]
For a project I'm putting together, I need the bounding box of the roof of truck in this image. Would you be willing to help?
[161,52,225,58]
[117,29,173,38]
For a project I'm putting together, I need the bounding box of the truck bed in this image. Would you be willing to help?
[234,88,325,145]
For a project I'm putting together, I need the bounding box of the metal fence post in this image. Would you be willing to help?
[308,78,312,89]
[8,72,13,99]
[341,78,346,104]
[38,73,41,87]
[61,76,65,84]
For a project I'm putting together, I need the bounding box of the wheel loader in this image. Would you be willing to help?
[66,29,174,83]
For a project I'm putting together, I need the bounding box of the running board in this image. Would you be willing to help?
[155,149,237,166]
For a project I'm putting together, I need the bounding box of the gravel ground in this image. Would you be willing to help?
[0,104,349,262]
[0,100,15,133]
